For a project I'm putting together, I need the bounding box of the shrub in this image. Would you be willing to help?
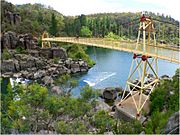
[105,32,120,40]
[80,26,92,37]
[15,47,26,54]
[2,49,11,60]
[67,45,95,67]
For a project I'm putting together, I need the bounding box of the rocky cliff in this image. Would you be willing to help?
[1,31,90,85]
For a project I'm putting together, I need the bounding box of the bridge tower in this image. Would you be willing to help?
[42,32,51,48]
[118,15,159,118]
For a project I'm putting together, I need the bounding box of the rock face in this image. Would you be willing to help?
[1,53,89,81]
[1,31,18,49]
[1,31,37,50]
[17,33,38,49]
[163,111,179,134]
[5,11,21,25]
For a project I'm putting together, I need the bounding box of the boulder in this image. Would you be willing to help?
[95,100,111,112]
[1,59,15,72]
[70,63,80,73]
[42,76,54,85]
[35,59,46,69]
[14,59,20,71]
[52,47,67,59]
[28,50,39,57]
[13,72,22,78]
[20,60,35,70]
[65,58,73,68]
[40,48,53,59]
[34,70,46,79]
[2,72,13,78]
[78,60,85,67]
[103,87,118,100]
[51,86,63,95]
[163,111,179,134]
[80,68,88,72]
[21,70,29,78]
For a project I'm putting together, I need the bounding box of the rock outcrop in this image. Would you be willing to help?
[1,31,38,50]
[1,53,89,83]
[5,11,21,25]
[163,111,179,134]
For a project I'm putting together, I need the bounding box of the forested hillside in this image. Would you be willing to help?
[1,0,179,44]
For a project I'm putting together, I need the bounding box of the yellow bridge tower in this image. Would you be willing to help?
[117,15,159,118]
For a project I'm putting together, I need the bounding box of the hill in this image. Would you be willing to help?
[1,0,179,45]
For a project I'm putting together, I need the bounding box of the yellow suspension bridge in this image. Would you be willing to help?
[42,37,179,63]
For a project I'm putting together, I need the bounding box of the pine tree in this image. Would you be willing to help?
[49,13,58,36]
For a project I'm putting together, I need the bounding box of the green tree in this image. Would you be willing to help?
[49,13,58,36]
[80,26,92,37]
[91,110,115,133]
[67,45,95,67]
[54,74,78,95]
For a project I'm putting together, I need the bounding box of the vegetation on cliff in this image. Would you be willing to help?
[1,69,179,134]
[1,78,142,134]
[1,0,179,44]
[144,68,179,134]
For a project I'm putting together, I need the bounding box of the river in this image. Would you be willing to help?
[71,46,179,96]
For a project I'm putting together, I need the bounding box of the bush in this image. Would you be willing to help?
[67,45,95,67]
[2,49,11,60]
[146,68,179,134]
[55,120,88,134]
[80,26,92,37]
[144,111,169,134]
[105,32,120,40]
[15,47,26,54]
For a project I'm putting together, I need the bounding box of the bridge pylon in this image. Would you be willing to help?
[118,15,159,119]
[42,32,51,48]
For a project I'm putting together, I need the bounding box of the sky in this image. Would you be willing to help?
[6,0,180,21]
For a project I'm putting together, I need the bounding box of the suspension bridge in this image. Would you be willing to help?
[42,15,179,120]
[42,37,179,63]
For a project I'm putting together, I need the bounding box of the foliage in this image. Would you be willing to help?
[1,78,143,134]
[91,110,115,133]
[49,13,58,36]
[80,85,99,102]
[144,111,169,134]
[37,37,42,47]
[80,26,92,37]
[54,74,78,95]
[2,0,179,44]
[1,1,64,36]
[115,120,143,134]
[2,49,12,60]
[105,32,121,40]
[150,69,179,113]
[67,45,95,67]
[54,120,88,134]
[144,68,179,134]
[15,47,26,54]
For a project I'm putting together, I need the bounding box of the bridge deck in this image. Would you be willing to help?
[42,37,179,63]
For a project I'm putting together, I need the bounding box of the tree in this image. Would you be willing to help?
[80,26,92,37]
[49,13,58,36]
[54,74,78,95]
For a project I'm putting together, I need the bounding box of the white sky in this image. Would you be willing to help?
[6,0,180,21]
